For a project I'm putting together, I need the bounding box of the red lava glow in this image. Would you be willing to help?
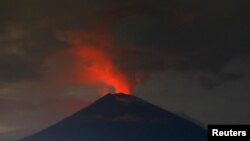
[72,45,132,95]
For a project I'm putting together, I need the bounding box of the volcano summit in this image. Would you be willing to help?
[21,93,207,141]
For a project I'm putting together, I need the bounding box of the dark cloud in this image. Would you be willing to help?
[22,29,69,58]
[0,54,38,83]
[0,27,69,84]
[110,4,250,87]
[199,72,243,89]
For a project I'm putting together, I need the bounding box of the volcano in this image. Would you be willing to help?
[20,93,207,141]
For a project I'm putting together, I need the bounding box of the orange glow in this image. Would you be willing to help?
[72,45,132,95]
[59,31,136,95]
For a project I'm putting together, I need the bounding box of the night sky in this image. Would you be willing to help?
[1,0,250,141]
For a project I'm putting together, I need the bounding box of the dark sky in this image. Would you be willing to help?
[1,0,250,140]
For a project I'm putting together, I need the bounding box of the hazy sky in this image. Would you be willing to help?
[0,0,250,141]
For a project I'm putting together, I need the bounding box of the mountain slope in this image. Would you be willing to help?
[21,93,207,141]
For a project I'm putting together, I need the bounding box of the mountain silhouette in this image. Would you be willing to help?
[21,93,207,141]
